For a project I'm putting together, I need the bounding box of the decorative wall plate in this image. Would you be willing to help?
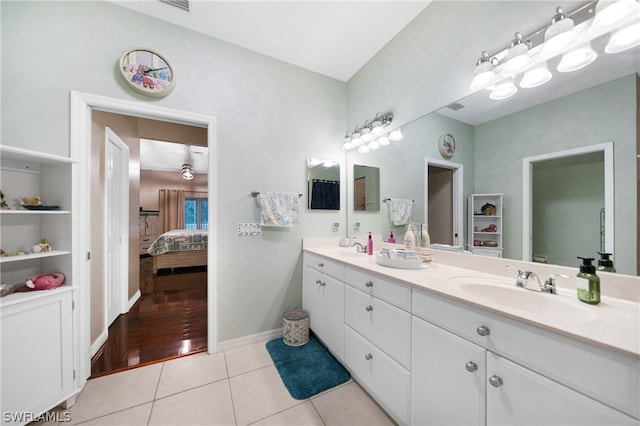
[119,48,175,97]
[438,133,456,158]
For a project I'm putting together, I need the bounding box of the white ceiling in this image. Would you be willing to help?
[109,0,430,82]
[140,139,209,172]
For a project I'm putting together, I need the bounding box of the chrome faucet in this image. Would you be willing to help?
[541,273,571,294]
[351,241,367,253]
[506,266,569,294]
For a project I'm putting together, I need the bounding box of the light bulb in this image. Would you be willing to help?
[490,79,517,100]
[519,62,552,88]
[378,135,390,146]
[388,128,403,141]
[557,43,597,72]
[605,23,640,54]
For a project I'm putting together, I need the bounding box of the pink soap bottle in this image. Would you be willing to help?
[368,232,373,255]
[388,231,396,243]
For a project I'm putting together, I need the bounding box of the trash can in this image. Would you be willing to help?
[282,308,310,347]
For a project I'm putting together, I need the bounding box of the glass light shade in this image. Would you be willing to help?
[388,128,403,141]
[504,33,533,75]
[543,13,577,55]
[519,62,552,88]
[182,163,195,180]
[371,114,384,134]
[490,78,517,100]
[605,23,640,53]
[357,144,370,153]
[342,141,354,150]
[368,140,380,150]
[378,135,390,146]
[593,0,638,29]
[470,60,497,90]
[361,129,374,142]
[557,43,597,72]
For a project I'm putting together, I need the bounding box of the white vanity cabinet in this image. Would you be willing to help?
[302,253,345,360]
[0,145,79,425]
[412,287,640,425]
[343,266,412,424]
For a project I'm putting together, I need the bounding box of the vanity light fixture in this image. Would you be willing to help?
[557,41,598,72]
[519,61,552,88]
[503,33,533,75]
[471,1,640,101]
[343,112,399,152]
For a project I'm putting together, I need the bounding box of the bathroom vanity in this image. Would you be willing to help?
[302,239,640,426]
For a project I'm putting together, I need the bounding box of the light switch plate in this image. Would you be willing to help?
[238,223,261,236]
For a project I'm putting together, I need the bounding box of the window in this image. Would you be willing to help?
[184,198,208,230]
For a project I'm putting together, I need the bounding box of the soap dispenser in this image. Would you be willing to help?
[404,224,415,250]
[388,231,396,244]
[597,252,616,273]
[367,232,373,255]
[576,257,600,304]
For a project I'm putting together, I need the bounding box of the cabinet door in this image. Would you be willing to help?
[322,274,344,360]
[1,290,74,424]
[146,215,160,236]
[412,317,485,426]
[302,266,324,338]
[486,353,636,425]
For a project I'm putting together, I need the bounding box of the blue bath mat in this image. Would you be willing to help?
[266,335,350,400]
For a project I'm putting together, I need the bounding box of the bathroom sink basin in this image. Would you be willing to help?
[449,278,599,321]
[322,248,368,258]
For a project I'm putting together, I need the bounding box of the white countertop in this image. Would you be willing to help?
[304,240,640,360]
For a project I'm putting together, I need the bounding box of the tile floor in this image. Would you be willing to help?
[44,340,395,425]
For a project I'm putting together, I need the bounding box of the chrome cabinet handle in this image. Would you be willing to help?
[476,325,491,336]
[489,375,503,388]
[320,281,326,287]
[365,353,373,360]
[318,262,324,268]
[315,279,322,285]
[365,281,374,287]
[465,361,478,372]
[365,305,373,312]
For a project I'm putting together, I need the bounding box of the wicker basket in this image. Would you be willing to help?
[282,308,310,346]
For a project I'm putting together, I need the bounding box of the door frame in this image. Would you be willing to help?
[104,127,130,327]
[522,142,614,262]
[70,91,218,388]
[424,157,464,247]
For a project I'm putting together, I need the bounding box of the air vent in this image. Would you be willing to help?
[160,0,190,12]
[446,102,465,111]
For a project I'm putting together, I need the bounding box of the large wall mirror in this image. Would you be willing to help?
[346,37,638,275]
[307,158,340,210]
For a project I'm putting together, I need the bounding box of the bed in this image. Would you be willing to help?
[147,229,208,273]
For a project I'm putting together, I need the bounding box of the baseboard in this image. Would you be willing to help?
[90,329,108,358]
[216,327,283,353]
[127,290,141,311]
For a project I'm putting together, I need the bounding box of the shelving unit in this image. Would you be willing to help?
[0,144,79,424]
[468,193,503,258]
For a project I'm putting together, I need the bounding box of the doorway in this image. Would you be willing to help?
[424,158,464,247]
[71,92,217,388]
[523,143,614,265]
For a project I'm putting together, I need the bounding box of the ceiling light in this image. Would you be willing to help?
[490,78,518,100]
[504,32,533,75]
[361,120,374,142]
[368,139,380,150]
[182,163,194,180]
[470,51,497,90]
[357,144,370,154]
[388,128,403,141]
[519,62,552,88]
[543,7,577,55]
[605,23,640,53]
[557,42,598,72]
[371,113,385,134]
[378,135,390,146]
[592,0,638,30]
[351,125,363,146]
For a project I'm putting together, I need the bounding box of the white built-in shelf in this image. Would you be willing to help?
[0,250,71,263]
[0,209,71,215]
[0,144,78,164]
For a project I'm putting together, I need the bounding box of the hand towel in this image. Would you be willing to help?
[389,198,413,225]
[258,192,300,227]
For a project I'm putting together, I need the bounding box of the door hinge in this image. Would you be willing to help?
[87,251,91,261]
[73,369,76,380]
[72,300,75,310]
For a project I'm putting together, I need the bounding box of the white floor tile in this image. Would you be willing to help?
[229,365,299,425]
[148,380,235,425]
[155,352,227,399]
[68,363,162,425]
[225,340,274,377]
[250,401,324,425]
[75,403,152,425]
[311,381,395,426]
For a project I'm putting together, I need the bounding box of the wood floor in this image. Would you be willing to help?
[90,263,208,378]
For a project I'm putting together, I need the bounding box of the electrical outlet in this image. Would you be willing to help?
[237,223,261,236]
[332,222,340,232]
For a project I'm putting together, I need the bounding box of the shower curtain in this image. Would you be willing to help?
[310,179,340,210]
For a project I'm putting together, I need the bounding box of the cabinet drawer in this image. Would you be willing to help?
[344,267,411,311]
[413,287,640,419]
[345,286,411,369]
[304,253,344,281]
[345,325,410,425]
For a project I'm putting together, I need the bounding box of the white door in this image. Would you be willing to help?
[105,127,129,327]
[424,158,464,247]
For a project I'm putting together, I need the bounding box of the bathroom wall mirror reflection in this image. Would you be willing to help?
[353,164,380,212]
[307,158,340,210]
